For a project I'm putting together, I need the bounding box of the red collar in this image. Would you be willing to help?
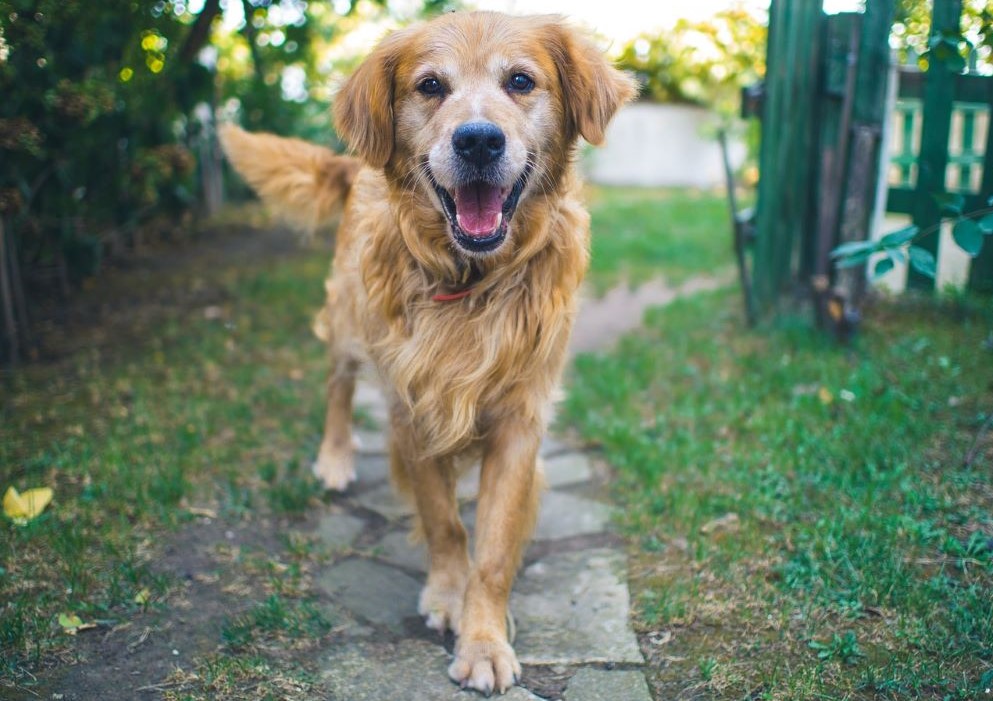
[431,287,474,302]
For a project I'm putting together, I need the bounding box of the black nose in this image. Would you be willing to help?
[452,122,505,169]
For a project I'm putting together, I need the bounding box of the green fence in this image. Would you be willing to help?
[750,0,993,321]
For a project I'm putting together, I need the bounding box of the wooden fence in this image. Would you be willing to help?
[749,0,993,323]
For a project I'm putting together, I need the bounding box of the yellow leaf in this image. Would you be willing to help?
[134,588,151,606]
[3,486,54,524]
[58,612,83,633]
[817,387,834,405]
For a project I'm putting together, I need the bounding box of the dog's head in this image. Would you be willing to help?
[334,12,635,257]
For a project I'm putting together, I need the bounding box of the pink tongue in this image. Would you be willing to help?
[454,183,504,237]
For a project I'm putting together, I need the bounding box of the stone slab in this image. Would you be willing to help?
[511,549,643,665]
[540,435,571,456]
[542,453,594,488]
[355,429,388,456]
[354,380,390,426]
[315,512,365,548]
[354,454,390,487]
[564,668,652,701]
[316,558,420,634]
[322,639,544,701]
[353,483,413,520]
[533,491,612,541]
[372,530,427,573]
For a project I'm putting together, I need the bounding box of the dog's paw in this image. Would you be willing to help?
[448,638,520,696]
[418,577,466,635]
[311,446,356,492]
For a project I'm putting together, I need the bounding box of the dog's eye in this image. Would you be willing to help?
[507,73,535,94]
[417,77,445,97]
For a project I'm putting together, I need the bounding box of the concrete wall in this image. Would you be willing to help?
[583,102,746,188]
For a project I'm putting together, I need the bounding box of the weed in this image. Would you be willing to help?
[809,631,864,664]
[221,594,331,650]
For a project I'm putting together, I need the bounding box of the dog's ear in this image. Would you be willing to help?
[546,21,637,145]
[333,28,412,168]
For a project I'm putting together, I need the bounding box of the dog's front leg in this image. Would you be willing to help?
[393,422,471,635]
[449,419,542,695]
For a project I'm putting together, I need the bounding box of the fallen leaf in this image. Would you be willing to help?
[3,486,54,524]
[818,387,834,405]
[58,612,96,635]
[700,512,740,535]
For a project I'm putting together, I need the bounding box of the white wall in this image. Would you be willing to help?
[583,102,746,188]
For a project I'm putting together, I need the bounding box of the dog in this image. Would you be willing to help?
[220,11,634,694]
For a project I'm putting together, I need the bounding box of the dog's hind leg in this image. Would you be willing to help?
[312,353,359,491]
[449,418,542,695]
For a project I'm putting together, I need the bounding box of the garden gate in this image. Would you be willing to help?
[748,0,993,324]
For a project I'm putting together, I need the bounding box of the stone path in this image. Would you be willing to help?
[311,386,651,700]
[307,276,727,699]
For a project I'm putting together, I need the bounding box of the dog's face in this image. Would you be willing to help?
[334,12,635,257]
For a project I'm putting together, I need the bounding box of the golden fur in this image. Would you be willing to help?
[220,11,634,695]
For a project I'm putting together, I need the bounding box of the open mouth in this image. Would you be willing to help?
[429,166,531,254]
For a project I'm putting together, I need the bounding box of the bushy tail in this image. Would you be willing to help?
[218,124,361,234]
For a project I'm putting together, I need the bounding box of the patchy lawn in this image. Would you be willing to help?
[585,186,733,292]
[0,187,730,698]
[1,218,338,697]
[561,288,993,699]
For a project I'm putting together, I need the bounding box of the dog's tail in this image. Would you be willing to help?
[218,123,362,234]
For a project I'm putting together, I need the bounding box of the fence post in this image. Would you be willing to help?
[907,0,961,290]
[968,97,993,293]
[835,0,896,305]
[752,0,824,315]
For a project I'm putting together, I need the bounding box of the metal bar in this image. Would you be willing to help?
[718,130,757,326]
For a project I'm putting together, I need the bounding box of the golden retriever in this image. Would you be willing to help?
[220,11,633,694]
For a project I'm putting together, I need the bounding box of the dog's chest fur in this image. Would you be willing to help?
[337,170,589,454]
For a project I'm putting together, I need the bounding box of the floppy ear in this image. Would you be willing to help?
[333,28,413,168]
[548,22,637,145]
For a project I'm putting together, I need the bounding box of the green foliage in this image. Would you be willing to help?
[0,1,204,284]
[831,196,993,280]
[894,0,993,70]
[809,631,864,664]
[614,8,766,113]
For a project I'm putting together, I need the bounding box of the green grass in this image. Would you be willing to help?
[586,186,733,292]
[562,288,993,699]
[0,231,333,686]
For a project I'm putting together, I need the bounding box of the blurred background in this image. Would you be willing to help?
[2,3,993,700]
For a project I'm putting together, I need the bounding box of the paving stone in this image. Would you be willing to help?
[533,491,612,541]
[564,668,652,701]
[455,452,589,500]
[316,558,420,634]
[355,381,390,425]
[455,464,481,501]
[542,452,593,488]
[353,483,413,520]
[372,530,427,573]
[354,453,390,486]
[315,512,365,548]
[354,428,388,455]
[540,435,571,456]
[322,639,545,701]
[511,549,643,665]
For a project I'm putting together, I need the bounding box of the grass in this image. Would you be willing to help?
[561,287,993,699]
[0,223,334,689]
[585,186,733,292]
[7,186,987,699]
